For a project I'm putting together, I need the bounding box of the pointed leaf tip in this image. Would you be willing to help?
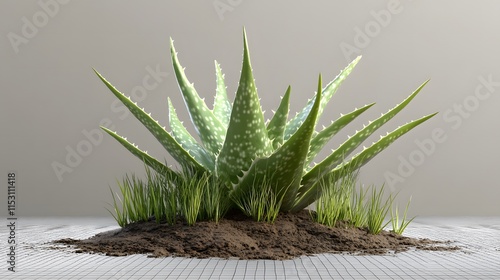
[317,73,322,93]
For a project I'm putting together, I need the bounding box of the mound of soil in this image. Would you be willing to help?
[55,210,458,260]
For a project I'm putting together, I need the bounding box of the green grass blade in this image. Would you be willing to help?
[284,56,361,140]
[305,103,375,167]
[94,70,206,171]
[213,61,232,129]
[170,39,226,155]
[351,184,369,228]
[366,185,392,234]
[216,28,273,184]
[108,186,127,227]
[177,170,205,226]
[230,174,283,223]
[312,169,357,227]
[199,175,230,223]
[267,86,291,149]
[168,98,215,171]
[301,80,430,189]
[391,196,415,235]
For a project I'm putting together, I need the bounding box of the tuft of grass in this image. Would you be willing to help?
[108,165,416,233]
[146,167,165,224]
[313,169,363,228]
[124,174,150,222]
[313,181,342,227]
[313,171,351,227]
[310,169,417,236]
[108,186,128,227]
[199,175,231,223]
[149,168,178,225]
[365,184,393,234]
[163,181,178,225]
[391,197,415,235]
[350,185,368,228]
[109,166,233,227]
[109,173,151,227]
[109,167,178,227]
[177,171,205,226]
[231,176,284,223]
[336,173,356,223]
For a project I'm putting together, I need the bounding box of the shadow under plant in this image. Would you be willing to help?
[56,29,457,259]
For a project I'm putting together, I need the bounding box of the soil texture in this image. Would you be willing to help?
[55,210,458,260]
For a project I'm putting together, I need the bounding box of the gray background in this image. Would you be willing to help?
[1,0,499,217]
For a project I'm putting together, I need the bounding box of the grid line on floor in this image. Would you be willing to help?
[0,217,499,279]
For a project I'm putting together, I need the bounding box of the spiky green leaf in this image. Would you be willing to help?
[284,56,361,140]
[267,86,291,149]
[305,103,375,167]
[292,112,437,212]
[346,113,437,172]
[234,75,323,211]
[100,127,176,177]
[168,98,215,171]
[94,69,205,171]
[301,80,429,189]
[213,61,232,129]
[216,29,273,184]
[170,39,226,155]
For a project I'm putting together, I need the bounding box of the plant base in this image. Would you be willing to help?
[55,210,457,260]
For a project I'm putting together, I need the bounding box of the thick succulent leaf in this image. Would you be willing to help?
[100,127,177,177]
[168,98,215,171]
[216,29,273,184]
[291,112,437,212]
[305,103,375,167]
[339,113,438,172]
[301,80,429,189]
[267,86,291,149]
[94,70,205,171]
[284,56,361,140]
[233,75,323,211]
[170,39,226,155]
[212,61,232,129]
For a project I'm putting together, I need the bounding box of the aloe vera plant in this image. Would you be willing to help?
[96,29,437,213]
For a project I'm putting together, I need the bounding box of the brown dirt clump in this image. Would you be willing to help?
[55,210,458,260]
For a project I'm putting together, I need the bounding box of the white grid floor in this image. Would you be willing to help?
[1,217,499,279]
